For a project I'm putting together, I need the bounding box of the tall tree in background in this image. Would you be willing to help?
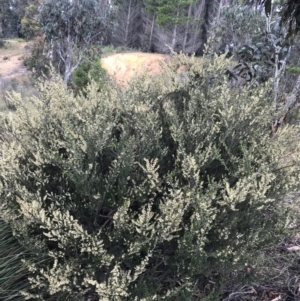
[0,0,42,39]
[0,0,19,37]
[182,0,197,52]
[141,0,202,53]
[181,1,208,53]
[0,0,7,37]
[39,0,114,84]
[140,0,159,52]
[39,0,224,56]
[138,0,222,54]
[197,0,222,55]
[255,0,300,36]
[19,0,42,40]
[112,0,142,48]
[151,0,198,51]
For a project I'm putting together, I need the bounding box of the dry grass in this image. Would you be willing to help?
[101,52,169,88]
[0,75,37,113]
[0,42,191,109]
[0,40,34,113]
[100,52,204,89]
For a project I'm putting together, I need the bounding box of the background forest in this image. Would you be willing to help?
[1,0,300,301]
[0,0,232,55]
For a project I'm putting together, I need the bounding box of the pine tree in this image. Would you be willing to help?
[146,0,198,50]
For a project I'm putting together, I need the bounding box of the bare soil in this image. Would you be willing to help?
[0,41,29,80]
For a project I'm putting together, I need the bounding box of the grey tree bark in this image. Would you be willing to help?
[112,0,142,48]
[183,4,193,52]
[110,0,224,55]
[171,9,180,50]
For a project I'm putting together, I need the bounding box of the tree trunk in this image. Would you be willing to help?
[171,24,177,50]
[124,0,132,47]
[0,18,3,37]
[183,4,193,53]
[148,14,156,52]
[198,0,222,55]
[171,9,180,51]
[64,59,72,85]
[112,0,141,48]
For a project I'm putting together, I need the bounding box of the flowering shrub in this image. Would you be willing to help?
[1,53,300,300]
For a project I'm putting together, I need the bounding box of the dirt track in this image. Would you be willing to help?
[0,42,28,80]
[0,42,171,87]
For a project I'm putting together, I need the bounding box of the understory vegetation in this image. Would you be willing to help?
[2,1,300,301]
[1,52,300,300]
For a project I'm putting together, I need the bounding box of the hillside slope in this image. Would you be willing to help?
[101,52,169,88]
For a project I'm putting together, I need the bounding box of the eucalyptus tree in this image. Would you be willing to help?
[39,0,114,84]
[253,0,300,36]
[0,0,19,37]
[19,0,42,40]
[0,0,41,39]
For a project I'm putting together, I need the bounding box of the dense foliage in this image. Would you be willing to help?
[20,0,41,40]
[208,1,300,108]
[256,0,300,37]
[38,0,114,84]
[1,53,300,300]
[71,57,108,94]
[23,37,51,79]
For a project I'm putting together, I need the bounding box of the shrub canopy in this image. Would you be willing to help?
[1,53,300,300]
